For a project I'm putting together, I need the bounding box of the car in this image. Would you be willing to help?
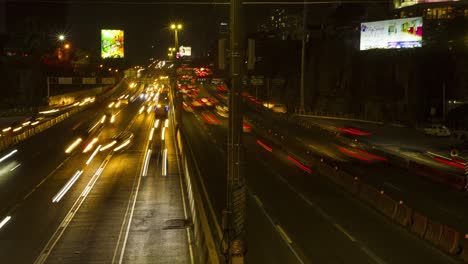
[423,124,451,137]
[215,105,229,118]
[271,104,287,114]
[154,104,169,118]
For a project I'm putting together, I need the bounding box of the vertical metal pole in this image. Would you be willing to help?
[175,30,179,52]
[46,76,50,98]
[225,0,246,262]
[299,37,306,113]
[465,161,468,191]
[442,82,446,121]
[299,3,307,114]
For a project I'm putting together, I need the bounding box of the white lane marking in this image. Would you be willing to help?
[276,224,293,244]
[255,157,387,264]
[34,154,113,264]
[251,194,305,264]
[10,164,21,171]
[383,182,403,192]
[361,246,387,264]
[113,114,153,264]
[334,223,356,242]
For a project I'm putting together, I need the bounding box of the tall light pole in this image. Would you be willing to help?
[170,23,182,52]
[225,0,246,262]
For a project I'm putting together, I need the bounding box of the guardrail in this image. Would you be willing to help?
[0,107,84,153]
[0,79,127,153]
[174,125,223,264]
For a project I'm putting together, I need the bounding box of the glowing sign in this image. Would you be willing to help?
[360,17,423,50]
[179,46,191,57]
[101,29,124,58]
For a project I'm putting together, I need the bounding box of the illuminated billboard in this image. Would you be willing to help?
[179,46,191,57]
[101,29,124,58]
[360,17,423,50]
[394,0,458,9]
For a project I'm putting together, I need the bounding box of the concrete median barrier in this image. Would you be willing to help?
[334,170,360,194]
[410,211,428,237]
[393,202,413,227]
[377,192,397,218]
[359,183,380,208]
[424,219,442,246]
[459,235,468,262]
[438,225,461,254]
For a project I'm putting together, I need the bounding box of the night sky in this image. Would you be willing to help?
[65,1,229,64]
[4,1,386,65]
[5,0,277,64]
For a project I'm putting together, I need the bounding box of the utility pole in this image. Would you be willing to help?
[224,0,246,262]
[299,2,307,114]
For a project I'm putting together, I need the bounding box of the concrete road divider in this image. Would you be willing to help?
[393,201,413,227]
[334,170,360,194]
[377,192,397,218]
[424,219,442,246]
[410,211,428,237]
[438,225,461,254]
[359,183,381,208]
[459,235,468,262]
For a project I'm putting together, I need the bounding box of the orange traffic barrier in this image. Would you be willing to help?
[393,201,413,227]
[359,183,380,208]
[377,192,397,218]
[424,219,442,246]
[459,235,468,262]
[410,211,428,237]
[438,225,461,254]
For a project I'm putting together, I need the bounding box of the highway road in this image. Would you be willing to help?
[179,82,463,263]
[0,79,190,263]
[205,83,468,234]
[294,115,464,174]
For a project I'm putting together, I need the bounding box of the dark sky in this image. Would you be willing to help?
[5,0,342,64]
[65,1,231,64]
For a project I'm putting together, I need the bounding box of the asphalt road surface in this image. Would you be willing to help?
[0,79,190,263]
[178,82,464,263]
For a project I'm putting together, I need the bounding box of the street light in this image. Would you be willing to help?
[64,43,70,49]
[58,34,65,41]
[170,23,183,51]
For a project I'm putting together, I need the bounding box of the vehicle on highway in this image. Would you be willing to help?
[154,104,169,118]
[271,104,287,114]
[423,124,451,137]
[215,105,229,118]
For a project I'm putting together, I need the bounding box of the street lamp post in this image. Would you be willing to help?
[170,23,182,52]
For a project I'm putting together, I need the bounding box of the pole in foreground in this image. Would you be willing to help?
[224,0,246,262]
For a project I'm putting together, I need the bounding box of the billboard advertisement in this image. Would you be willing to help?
[394,0,458,9]
[179,46,191,57]
[101,29,124,58]
[360,17,423,50]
